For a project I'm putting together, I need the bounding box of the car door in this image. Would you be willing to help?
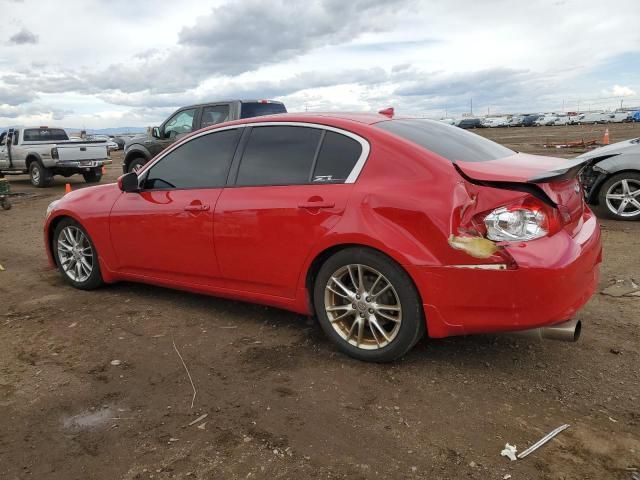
[109,128,241,284]
[0,131,8,169]
[214,125,367,298]
[149,107,200,158]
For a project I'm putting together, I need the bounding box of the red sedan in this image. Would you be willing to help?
[44,113,601,362]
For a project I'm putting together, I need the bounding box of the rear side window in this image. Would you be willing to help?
[201,105,230,128]
[236,126,322,186]
[312,131,362,183]
[376,119,513,163]
[240,102,287,119]
[23,128,69,142]
[144,129,240,190]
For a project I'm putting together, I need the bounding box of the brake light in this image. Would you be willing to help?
[51,147,59,159]
[481,197,563,242]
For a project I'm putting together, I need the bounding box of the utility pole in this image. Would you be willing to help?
[470,98,473,115]
[620,98,623,111]
[562,99,565,112]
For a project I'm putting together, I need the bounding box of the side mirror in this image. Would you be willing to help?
[117,172,140,193]
[151,127,161,139]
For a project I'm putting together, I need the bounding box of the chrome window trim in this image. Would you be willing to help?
[139,121,371,185]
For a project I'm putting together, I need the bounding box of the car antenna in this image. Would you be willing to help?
[378,107,394,118]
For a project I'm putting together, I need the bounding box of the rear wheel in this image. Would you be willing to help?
[313,248,425,362]
[83,169,102,183]
[598,172,640,220]
[53,218,103,289]
[29,162,52,188]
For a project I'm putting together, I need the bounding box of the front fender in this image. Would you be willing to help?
[592,152,640,175]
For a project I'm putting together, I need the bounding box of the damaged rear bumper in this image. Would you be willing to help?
[410,210,602,338]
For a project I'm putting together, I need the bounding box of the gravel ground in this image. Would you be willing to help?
[0,123,638,479]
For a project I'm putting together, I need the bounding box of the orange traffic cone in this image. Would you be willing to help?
[602,128,610,145]
[102,166,107,174]
[65,183,72,195]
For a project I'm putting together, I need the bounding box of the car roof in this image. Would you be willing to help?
[220,111,397,126]
[175,99,286,110]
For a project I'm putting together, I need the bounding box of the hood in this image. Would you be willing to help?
[124,133,149,148]
[576,137,640,160]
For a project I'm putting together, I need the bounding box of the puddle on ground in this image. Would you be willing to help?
[62,406,119,430]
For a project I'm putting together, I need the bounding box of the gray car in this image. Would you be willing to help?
[578,137,640,220]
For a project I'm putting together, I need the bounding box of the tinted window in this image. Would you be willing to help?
[240,102,287,119]
[236,126,321,186]
[145,129,240,189]
[163,108,196,139]
[312,131,362,183]
[376,119,513,163]
[0,131,5,145]
[23,128,69,142]
[201,105,230,128]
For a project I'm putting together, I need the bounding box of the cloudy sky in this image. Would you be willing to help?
[1,0,639,128]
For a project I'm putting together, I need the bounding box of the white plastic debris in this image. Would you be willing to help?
[110,359,122,366]
[518,424,570,459]
[500,443,518,461]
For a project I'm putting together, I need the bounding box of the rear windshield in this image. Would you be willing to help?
[376,119,513,163]
[23,128,69,142]
[240,102,287,119]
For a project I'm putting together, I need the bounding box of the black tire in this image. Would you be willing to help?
[52,218,104,290]
[29,161,52,188]
[83,169,102,184]
[1,197,10,210]
[597,172,640,221]
[313,247,425,362]
[128,158,147,173]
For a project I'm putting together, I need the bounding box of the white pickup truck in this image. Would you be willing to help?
[0,127,111,187]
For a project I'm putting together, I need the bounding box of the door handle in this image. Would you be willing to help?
[298,201,335,209]
[184,204,210,212]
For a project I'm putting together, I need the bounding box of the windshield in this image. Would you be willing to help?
[240,102,287,119]
[376,119,514,163]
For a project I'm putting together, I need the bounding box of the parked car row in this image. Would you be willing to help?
[442,110,640,129]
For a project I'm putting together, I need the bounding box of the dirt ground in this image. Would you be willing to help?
[0,124,639,480]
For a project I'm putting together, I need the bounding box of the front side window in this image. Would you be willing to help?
[144,129,240,190]
[201,105,230,128]
[0,131,6,145]
[236,126,322,186]
[376,119,514,163]
[163,109,197,139]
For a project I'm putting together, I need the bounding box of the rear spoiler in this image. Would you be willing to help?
[453,164,557,207]
[527,156,599,183]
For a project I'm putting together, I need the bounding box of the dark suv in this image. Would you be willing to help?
[123,100,286,173]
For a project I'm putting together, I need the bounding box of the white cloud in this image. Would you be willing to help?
[1,0,640,127]
[603,85,637,97]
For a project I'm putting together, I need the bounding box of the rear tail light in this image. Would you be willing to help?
[51,147,59,159]
[480,197,563,242]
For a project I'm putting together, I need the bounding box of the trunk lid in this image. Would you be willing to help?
[455,153,590,234]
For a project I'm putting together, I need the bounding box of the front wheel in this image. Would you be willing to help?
[313,248,425,362]
[128,158,147,173]
[53,218,104,289]
[598,172,640,220]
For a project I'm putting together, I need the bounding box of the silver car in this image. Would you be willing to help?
[578,137,640,220]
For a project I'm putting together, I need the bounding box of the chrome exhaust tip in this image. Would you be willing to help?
[513,319,582,342]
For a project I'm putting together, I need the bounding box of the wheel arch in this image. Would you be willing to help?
[123,147,150,171]
[25,153,43,169]
[303,242,425,321]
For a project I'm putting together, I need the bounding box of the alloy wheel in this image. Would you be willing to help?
[605,178,640,217]
[31,165,41,185]
[57,226,94,282]
[324,264,402,350]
